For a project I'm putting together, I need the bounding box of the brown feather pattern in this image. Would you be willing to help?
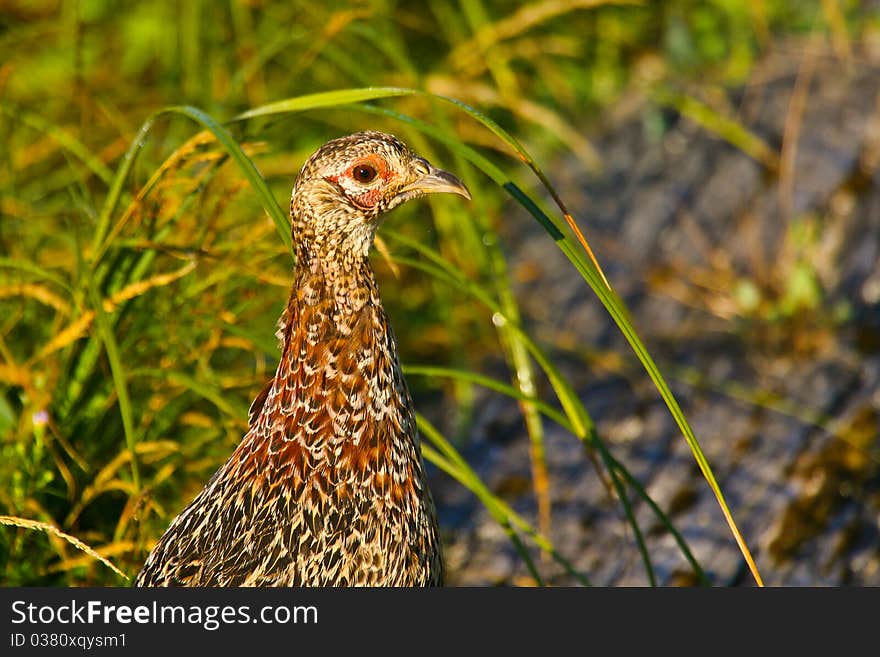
[136,132,469,587]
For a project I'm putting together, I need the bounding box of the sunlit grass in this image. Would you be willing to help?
[0,0,837,586]
[1,90,758,585]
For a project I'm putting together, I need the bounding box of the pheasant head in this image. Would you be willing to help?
[290,131,471,265]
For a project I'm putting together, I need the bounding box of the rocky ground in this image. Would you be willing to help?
[429,40,880,586]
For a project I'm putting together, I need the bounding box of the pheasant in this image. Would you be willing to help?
[136,131,470,586]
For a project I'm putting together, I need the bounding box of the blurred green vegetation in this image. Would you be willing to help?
[0,0,853,585]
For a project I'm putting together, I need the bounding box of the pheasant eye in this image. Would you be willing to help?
[352,164,378,184]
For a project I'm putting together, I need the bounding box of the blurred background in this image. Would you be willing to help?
[1,0,879,586]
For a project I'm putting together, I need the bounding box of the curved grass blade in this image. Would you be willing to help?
[312,105,716,584]
[605,448,710,585]
[422,443,544,585]
[393,245,659,583]
[91,116,158,262]
[387,243,590,439]
[0,515,129,581]
[91,106,291,268]
[234,87,418,122]
[408,362,708,583]
[397,117,554,543]
[417,414,590,586]
[90,130,221,267]
[556,233,764,585]
[404,364,571,429]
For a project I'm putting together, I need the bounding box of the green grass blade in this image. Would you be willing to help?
[406,363,708,584]
[422,443,544,585]
[90,116,158,262]
[91,106,292,269]
[555,233,763,585]
[390,235,709,582]
[387,236,592,437]
[403,364,572,430]
[234,87,419,121]
[392,244,665,582]
[605,448,710,585]
[417,414,590,586]
[86,278,140,491]
[158,106,291,254]
[591,428,656,585]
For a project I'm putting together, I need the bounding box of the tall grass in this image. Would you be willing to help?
[0,0,834,585]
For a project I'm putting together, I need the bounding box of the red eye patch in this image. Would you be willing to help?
[346,155,389,185]
[323,155,393,209]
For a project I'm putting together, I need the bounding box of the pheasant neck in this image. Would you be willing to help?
[293,244,379,319]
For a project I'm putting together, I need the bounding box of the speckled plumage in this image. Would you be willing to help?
[136,132,470,587]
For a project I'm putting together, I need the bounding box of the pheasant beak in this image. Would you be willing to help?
[394,163,472,203]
